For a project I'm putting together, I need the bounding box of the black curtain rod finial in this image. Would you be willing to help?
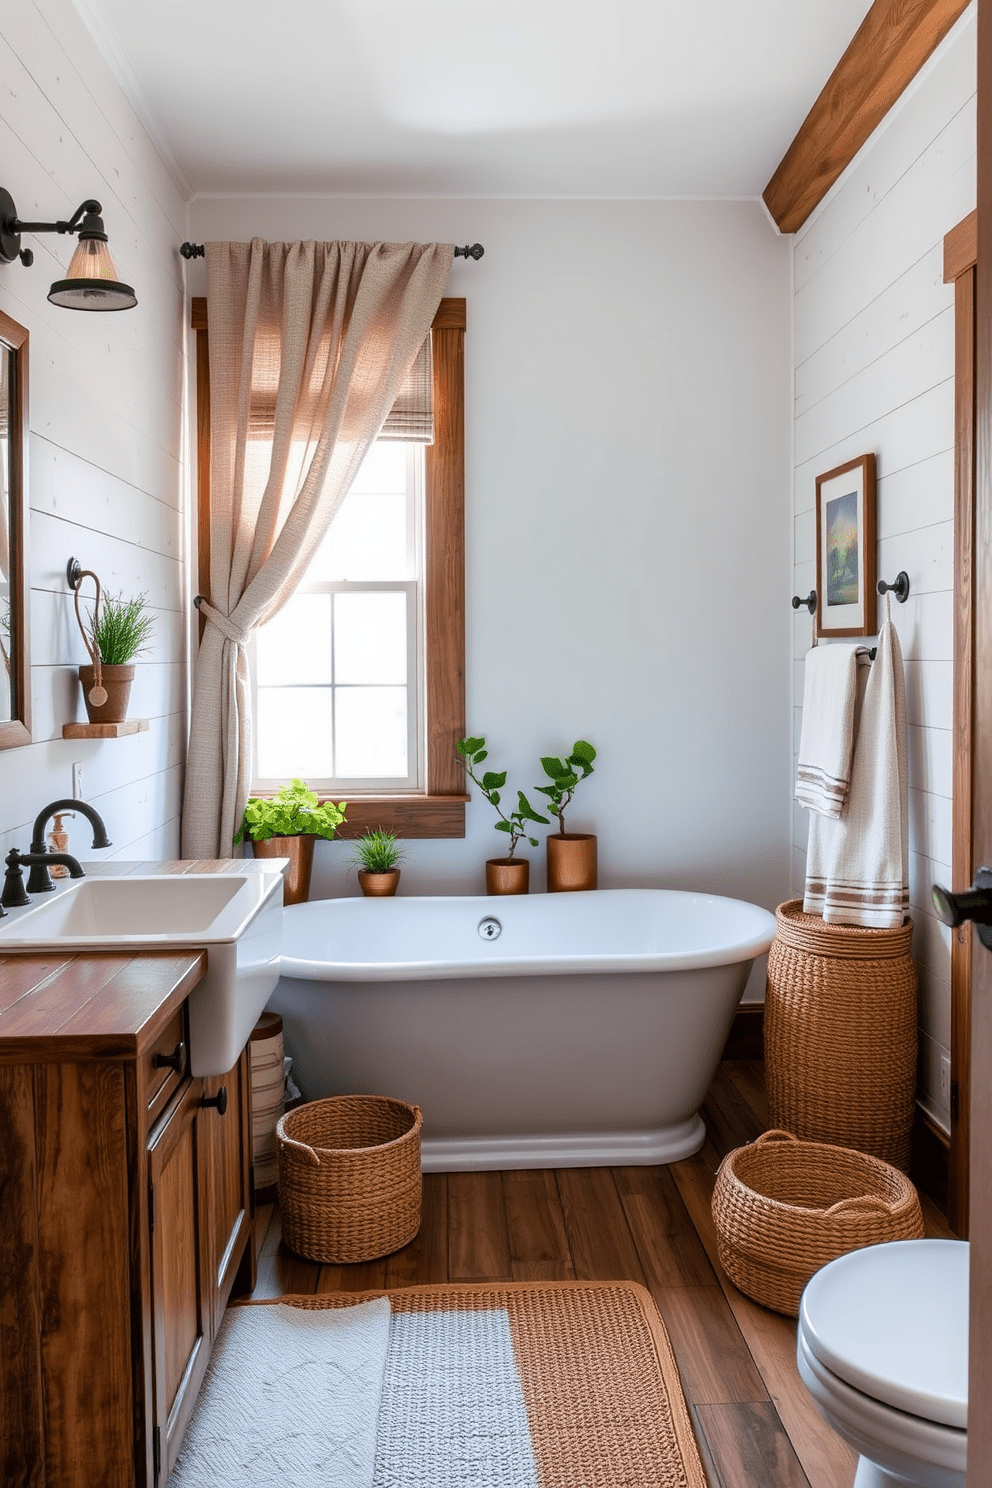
[180,242,205,260]
[454,243,484,259]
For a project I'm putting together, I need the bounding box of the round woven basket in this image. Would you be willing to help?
[764,900,917,1172]
[712,1130,924,1317]
[277,1095,423,1264]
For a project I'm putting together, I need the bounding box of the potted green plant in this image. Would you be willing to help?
[457,736,549,894]
[234,779,347,905]
[79,590,155,724]
[351,829,406,897]
[536,741,598,891]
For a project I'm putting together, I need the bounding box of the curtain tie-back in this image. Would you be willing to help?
[196,597,253,648]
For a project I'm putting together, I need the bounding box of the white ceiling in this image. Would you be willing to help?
[77,0,875,199]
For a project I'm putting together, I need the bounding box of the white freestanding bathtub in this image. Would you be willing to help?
[268,888,776,1171]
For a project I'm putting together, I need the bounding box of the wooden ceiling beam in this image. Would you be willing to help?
[764,0,972,235]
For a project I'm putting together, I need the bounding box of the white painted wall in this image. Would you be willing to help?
[188,196,793,978]
[790,9,976,1129]
[0,0,188,865]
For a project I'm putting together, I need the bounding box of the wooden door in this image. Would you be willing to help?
[147,1079,210,1485]
[198,1049,254,1334]
[972,5,992,1476]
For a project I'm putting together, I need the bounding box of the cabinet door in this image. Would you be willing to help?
[199,1048,253,1334]
[147,1079,210,1485]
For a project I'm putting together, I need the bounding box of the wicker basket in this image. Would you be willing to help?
[712,1130,924,1317]
[764,900,917,1171]
[277,1095,423,1264]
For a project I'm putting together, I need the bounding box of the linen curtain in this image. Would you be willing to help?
[181,237,453,858]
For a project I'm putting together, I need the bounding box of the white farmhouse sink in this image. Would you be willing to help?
[0,871,285,1077]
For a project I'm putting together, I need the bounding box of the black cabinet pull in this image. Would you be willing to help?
[153,1042,185,1074]
[201,1086,228,1116]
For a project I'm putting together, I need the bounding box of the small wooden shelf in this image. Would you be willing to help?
[62,720,149,739]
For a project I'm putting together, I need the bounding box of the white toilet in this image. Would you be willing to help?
[797,1239,967,1488]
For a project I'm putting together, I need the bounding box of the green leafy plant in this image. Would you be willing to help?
[90,591,155,665]
[457,736,549,858]
[351,828,405,873]
[535,740,597,834]
[234,778,347,844]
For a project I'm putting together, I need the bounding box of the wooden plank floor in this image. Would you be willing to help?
[248,1060,955,1488]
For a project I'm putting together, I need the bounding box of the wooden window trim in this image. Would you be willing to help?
[191,295,467,838]
[764,0,972,235]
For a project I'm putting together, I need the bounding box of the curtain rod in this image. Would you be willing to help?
[179,241,484,260]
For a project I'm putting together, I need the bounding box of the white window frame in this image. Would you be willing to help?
[250,443,426,794]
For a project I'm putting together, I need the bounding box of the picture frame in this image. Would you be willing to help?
[815,453,876,638]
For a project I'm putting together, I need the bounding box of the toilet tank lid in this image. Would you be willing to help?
[799,1239,968,1431]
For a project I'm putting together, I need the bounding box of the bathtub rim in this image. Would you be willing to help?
[277,886,776,982]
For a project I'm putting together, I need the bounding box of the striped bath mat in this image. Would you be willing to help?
[171,1281,708,1487]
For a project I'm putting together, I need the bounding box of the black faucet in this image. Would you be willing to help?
[1,848,85,910]
[26,798,111,895]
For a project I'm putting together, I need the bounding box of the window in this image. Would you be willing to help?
[192,296,467,837]
[253,440,423,790]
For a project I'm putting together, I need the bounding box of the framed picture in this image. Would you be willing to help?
[815,453,876,638]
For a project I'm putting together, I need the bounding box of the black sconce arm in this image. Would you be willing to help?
[11,199,106,239]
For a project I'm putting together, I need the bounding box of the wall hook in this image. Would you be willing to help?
[67,557,82,591]
[792,590,816,614]
[877,570,910,603]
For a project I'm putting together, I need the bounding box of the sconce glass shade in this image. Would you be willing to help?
[48,235,137,311]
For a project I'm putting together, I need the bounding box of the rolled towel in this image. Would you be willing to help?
[795,643,867,818]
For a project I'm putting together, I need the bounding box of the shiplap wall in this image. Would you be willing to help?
[791,7,976,1129]
[0,0,187,862]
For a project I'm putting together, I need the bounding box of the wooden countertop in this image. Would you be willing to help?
[0,860,264,1062]
[0,951,206,1062]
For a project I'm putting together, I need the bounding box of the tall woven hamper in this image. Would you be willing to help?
[249,1012,285,1192]
[764,900,917,1172]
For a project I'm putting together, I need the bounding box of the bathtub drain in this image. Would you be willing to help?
[478,917,502,941]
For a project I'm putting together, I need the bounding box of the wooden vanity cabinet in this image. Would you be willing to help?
[0,951,255,1488]
[149,1054,253,1483]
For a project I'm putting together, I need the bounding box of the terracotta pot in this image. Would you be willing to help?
[358,868,401,897]
[546,833,598,892]
[78,663,135,724]
[486,857,529,895]
[251,834,315,905]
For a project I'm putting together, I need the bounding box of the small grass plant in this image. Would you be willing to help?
[351,829,405,874]
[234,778,347,844]
[91,591,155,665]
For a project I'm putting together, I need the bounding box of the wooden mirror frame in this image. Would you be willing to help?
[0,308,31,750]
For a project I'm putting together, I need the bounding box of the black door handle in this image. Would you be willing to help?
[933,867,992,949]
[201,1085,228,1116]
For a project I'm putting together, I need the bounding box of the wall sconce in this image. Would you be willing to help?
[0,187,137,311]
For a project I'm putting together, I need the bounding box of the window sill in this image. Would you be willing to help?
[250,793,468,839]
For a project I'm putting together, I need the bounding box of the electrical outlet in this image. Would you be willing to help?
[72,763,84,799]
[939,1051,951,1105]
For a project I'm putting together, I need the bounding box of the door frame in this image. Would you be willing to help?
[942,209,977,1237]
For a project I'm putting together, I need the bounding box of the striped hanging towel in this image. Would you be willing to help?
[803,620,909,929]
[795,642,866,817]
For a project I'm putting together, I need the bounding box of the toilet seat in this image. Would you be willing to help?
[799,1239,968,1429]
[797,1328,967,1482]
